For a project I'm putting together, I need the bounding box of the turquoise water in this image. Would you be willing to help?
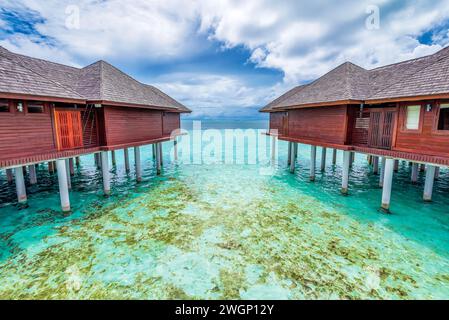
[0,120,448,299]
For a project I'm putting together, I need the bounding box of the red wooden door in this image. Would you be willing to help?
[54,110,83,150]
[368,109,396,149]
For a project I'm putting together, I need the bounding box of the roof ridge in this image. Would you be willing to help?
[0,49,84,99]
[367,48,449,99]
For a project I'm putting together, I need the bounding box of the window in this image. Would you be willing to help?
[27,101,45,113]
[405,105,421,130]
[438,104,449,131]
[0,99,9,112]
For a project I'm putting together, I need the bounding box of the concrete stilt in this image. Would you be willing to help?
[152,144,156,159]
[381,159,394,213]
[321,148,327,172]
[124,148,130,173]
[368,155,372,166]
[394,160,399,172]
[134,147,142,182]
[76,157,80,167]
[6,168,13,184]
[174,139,178,161]
[435,166,440,180]
[65,159,72,190]
[29,165,37,185]
[332,149,337,165]
[271,136,276,161]
[423,165,436,202]
[287,142,292,166]
[310,146,316,181]
[341,151,350,195]
[53,161,57,172]
[95,153,102,169]
[411,163,419,184]
[111,151,116,167]
[420,164,426,172]
[294,143,298,160]
[101,152,110,196]
[350,152,355,167]
[22,166,27,175]
[48,162,54,174]
[290,143,296,173]
[156,143,162,175]
[56,160,71,213]
[159,143,164,167]
[15,167,27,204]
[373,156,379,175]
[379,157,386,188]
[69,158,75,176]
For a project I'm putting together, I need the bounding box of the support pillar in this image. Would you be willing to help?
[174,139,178,161]
[321,147,327,172]
[287,142,292,166]
[379,157,386,188]
[435,166,440,180]
[65,159,72,190]
[152,144,156,159]
[76,157,80,167]
[156,143,162,175]
[6,168,13,184]
[48,161,55,174]
[29,165,37,185]
[373,156,379,175]
[290,143,296,173]
[411,163,419,184]
[101,152,110,196]
[69,158,75,176]
[294,143,298,160]
[381,159,394,213]
[423,165,436,202]
[124,148,130,173]
[332,149,337,165]
[350,152,355,167]
[341,151,350,195]
[134,146,142,182]
[310,146,316,181]
[420,164,426,172]
[111,151,116,167]
[56,160,71,213]
[271,136,276,161]
[394,160,399,172]
[159,143,164,167]
[15,167,27,204]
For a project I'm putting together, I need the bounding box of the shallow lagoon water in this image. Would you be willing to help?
[0,120,448,299]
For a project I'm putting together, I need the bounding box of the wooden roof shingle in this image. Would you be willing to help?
[263,46,449,111]
[0,47,190,112]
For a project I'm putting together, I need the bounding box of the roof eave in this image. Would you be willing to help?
[88,100,190,112]
[365,93,449,104]
[0,92,86,104]
[269,99,364,111]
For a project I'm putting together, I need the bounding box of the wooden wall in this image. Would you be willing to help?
[269,112,288,135]
[103,106,163,146]
[0,102,56,161]
[394,102,449,156]
[162,112,180,136]
[287,105,348,144]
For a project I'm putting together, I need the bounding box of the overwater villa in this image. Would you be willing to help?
[262,46,449,212]
[0,47,191,212]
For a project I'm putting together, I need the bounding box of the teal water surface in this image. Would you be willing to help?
[0,120,448,299]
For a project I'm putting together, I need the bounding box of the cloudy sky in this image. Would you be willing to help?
[1,0,449,119]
